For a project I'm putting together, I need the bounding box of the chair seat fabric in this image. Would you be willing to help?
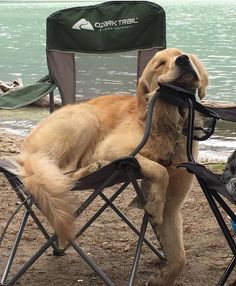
[0,157,143,191]
[73,157,143,190]
[179,162,236,204]
[0,159,19,175]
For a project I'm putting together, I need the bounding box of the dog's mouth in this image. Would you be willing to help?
[171,67,200,91]
[168,54,200,92]
[170,80,198,94]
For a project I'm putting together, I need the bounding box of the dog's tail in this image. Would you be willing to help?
[16,152,75,244]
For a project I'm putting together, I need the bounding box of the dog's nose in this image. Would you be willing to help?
[175,54,190,66]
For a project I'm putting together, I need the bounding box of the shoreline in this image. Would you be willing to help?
[0,132,23,157]
[0,131,228,166]
[1,104,235,163]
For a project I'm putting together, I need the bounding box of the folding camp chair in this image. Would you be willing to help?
[0,1,167,285]
[154,83,236,285]
[0,75,56,109]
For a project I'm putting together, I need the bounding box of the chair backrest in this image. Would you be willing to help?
[46,1,166,107]
[157,83,236,164]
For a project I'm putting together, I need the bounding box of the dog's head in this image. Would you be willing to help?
[140,48,208,99]
[137,48,208,119]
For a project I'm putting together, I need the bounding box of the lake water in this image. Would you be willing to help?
[0,0,236,161]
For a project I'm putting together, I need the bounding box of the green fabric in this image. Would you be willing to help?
[0,80,56,109]
[47,1,166,53]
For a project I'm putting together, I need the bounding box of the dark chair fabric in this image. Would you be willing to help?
[180,162,235,204]
[73,157,143,190]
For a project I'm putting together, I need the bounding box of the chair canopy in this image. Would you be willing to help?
[0,1,166,109]
[46,1,166,105]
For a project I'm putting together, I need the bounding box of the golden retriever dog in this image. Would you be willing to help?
[15,48,208,286]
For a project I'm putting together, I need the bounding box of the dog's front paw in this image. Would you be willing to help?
[146,275,176,286]
[71,160,109,180]
[128,195,145,209]
[86,160,109,173]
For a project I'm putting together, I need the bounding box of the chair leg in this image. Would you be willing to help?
[4,235,57,286]
[69,213,151,286]
[198,179,236,284]
[65,182,129,249]
[6,174,61,254]
[0,181,62,285]
[217,257,236,286]
[64,182,162,285]
[1,210,30,285]
[70,240,115,286]
[73,170,121,217]
[128,213,149,286]
[202,186,236,255]
[25,203,62,255]
[67,182,163,259]
[1,170,161,285]
[212,192,236,254]
[99,192,164,259]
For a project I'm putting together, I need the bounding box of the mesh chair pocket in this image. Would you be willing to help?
[182,111,217,141]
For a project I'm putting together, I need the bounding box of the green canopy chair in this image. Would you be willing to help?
[0,0,166,111]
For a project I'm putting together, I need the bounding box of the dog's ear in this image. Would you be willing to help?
[189,54,209,99]
[137,78,151,120]
[140,55,160,91]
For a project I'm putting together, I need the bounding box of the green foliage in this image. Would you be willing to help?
[205,162,226,174]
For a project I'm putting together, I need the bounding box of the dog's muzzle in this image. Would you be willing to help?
[175,54,199,83]
[175,54,190,66]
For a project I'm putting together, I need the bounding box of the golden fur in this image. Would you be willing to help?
[16,48,208,286]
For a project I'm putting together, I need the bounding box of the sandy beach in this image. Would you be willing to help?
[0,132,236,285]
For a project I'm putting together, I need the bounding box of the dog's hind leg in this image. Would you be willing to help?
[147,167,193,286]
[136,154,169,226]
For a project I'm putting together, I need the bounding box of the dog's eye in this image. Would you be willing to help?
[155,61,166,69]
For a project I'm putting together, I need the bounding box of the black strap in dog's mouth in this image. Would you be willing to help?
[157,82,220,120]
